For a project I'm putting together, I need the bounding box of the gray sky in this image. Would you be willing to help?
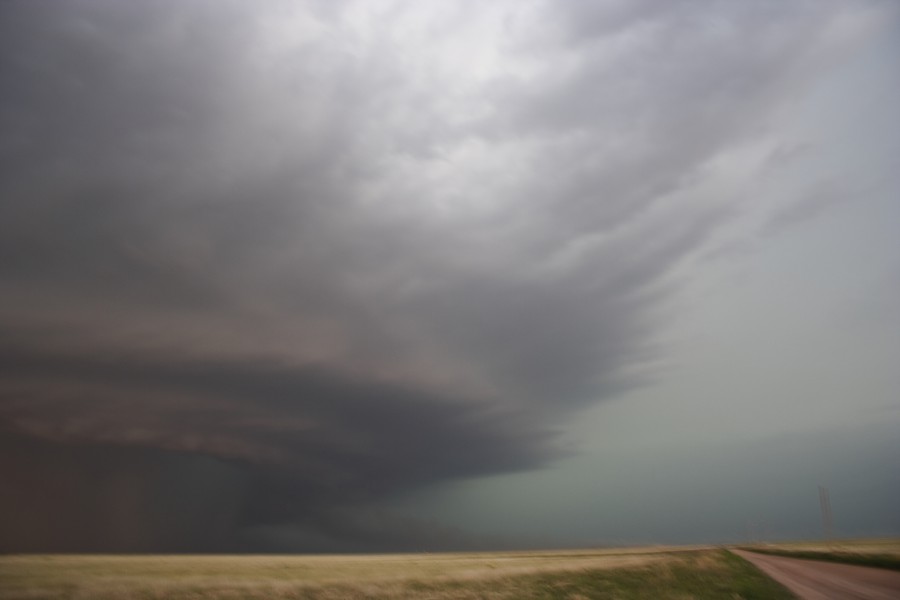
[1,0,898,552]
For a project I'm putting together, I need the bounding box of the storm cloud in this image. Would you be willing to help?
[0,0,887,551]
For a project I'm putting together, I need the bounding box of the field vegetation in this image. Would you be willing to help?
[0,547,794,599]
[741,538,900,571]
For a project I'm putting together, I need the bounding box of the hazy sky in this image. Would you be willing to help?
[1,0,898,553]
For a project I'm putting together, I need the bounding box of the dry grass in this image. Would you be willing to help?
[749,538,900,556]
[0,546,791,600]
[740,538,900,572]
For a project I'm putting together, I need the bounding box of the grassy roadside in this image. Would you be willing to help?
[0,548,796,599]
[499,550,797,600]
[737,547,900,571]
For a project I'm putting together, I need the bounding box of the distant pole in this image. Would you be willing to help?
[818,485,833,543]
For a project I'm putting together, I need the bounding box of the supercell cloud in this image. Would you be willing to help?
[0,0,886,551]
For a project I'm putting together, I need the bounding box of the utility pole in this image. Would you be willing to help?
[818,485,833,544]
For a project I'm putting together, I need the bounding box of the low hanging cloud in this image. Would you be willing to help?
[0,0,884,551]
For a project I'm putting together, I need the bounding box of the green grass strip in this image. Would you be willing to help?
[404,549,797,599]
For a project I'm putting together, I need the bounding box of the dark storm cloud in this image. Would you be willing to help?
[0,0,867,550]
[0,343,554,551]
[0,342,553,485]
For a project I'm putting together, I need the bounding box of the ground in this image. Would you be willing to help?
[0,546,795,599]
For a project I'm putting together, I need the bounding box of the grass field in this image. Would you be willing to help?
[0,547,794,599]
[741,538,900,571]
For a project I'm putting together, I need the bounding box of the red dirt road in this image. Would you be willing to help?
[732,549,900,600]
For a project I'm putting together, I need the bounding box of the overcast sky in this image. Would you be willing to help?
[1,0,898,553]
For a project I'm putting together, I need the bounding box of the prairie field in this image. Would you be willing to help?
[750,538,900,555]
[742,537,900,571]
[0,546,794,599]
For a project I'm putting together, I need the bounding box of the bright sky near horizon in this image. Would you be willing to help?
[1,0,898,552]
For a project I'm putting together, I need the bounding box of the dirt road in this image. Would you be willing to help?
[732,549,900,600]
